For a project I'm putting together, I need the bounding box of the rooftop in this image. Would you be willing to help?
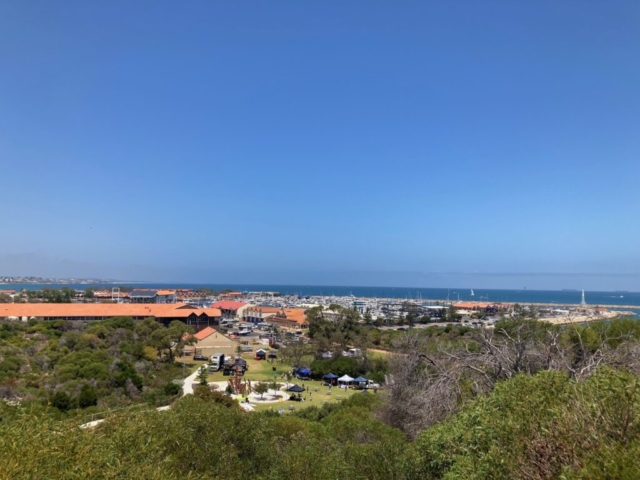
[211,301,247,311]
[0,303,221,319]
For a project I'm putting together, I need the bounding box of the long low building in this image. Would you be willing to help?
[268,308,309,330]
[0,303,221,328]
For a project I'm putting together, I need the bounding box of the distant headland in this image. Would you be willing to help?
[0,276,118,285]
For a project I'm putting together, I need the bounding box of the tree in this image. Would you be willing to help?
[60,287,75,303]
[51,391,72,412]
[0,293,12,303]
[197,366,209,386]
[269,380,280,396]
[134,317,162,344]
[84,288,94,299]
[78,384,98,408]
[446,305,461,322]
[253,382,269,399]
[279,339,308,367]
[167,321,194,359]
[150,328,173,360]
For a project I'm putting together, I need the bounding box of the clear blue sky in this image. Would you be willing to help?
[1,1,639,290]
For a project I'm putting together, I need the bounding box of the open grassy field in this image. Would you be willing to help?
[252,380,370,412]
[176,341,386,412]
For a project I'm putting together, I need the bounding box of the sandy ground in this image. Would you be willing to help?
[540,311,620,325]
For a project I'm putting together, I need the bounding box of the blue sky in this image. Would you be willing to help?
[1,1,639,290]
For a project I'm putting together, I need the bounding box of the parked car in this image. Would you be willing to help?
[193,354,208,361]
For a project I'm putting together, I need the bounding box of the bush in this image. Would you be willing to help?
[163,382,182,396]
[406,369,640,480]
[78,385,98,409]
[51,391,72,412]
[193,386,238,408]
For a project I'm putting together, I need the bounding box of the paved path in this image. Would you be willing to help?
[80,368,200,429]
[79,404,171,430]
[182,367,200,395]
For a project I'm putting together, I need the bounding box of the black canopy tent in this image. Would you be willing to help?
[286,384,305,393]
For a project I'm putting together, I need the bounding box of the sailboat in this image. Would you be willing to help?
[470,289,475,297]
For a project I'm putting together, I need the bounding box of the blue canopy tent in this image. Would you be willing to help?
[296,367,312,378]
[353,376,368,388]
[322,372,339,385]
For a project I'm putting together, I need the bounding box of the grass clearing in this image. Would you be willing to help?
[250,379,370,412]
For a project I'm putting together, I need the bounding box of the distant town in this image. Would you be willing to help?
[0,276,116,285]
[0,284,634,329]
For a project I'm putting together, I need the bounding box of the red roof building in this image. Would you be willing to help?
[211,301,248,319]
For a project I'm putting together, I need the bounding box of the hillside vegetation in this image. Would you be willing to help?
[1,316,640,479]
[0,317,192,417]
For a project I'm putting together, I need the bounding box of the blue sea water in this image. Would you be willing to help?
[5,283,640,311]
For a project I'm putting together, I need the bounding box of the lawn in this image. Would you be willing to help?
[250,379,371,413]
[204,356,291,383]
[177,347,385,413]
[201,355,376,412]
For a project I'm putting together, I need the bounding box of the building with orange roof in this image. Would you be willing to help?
[269,308,308,330]
[219,291,244,299]
[0,303,221,329]
[211,300,248,319]
[193,326,216,341]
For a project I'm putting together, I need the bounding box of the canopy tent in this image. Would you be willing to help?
[286,384,305,393]
[353,376,368,384]
[296,367,312,377]
[323,372,339,385]
[338,375,354,384]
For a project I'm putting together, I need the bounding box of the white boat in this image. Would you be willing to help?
[470,289,475,296]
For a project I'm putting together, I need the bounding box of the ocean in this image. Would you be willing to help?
[4,283,640,310]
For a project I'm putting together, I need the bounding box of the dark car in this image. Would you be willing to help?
[193,354,208,361]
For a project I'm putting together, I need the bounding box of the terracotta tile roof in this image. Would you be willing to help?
[156,290,176,296]
[269,308,308,326]
[211,301,247,311]
[284,308,308,324]
[193,326,216,341]
[0,303,221,319]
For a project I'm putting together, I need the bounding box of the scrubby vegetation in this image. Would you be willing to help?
[0,317,192,417]
[2,316,640,478]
